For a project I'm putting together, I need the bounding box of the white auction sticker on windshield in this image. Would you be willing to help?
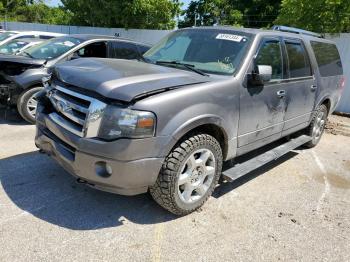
[216,34,244,42]
[63,41,75,47]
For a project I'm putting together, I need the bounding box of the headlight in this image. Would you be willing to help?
[97,106,156,140]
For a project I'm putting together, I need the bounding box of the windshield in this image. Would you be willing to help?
[143,29,252,75]
[0,32,17,42]
[22,36,83,59]
[0,39,30,54]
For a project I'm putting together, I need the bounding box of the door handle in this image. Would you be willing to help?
[311,85,317,91]
[277,90,286,98]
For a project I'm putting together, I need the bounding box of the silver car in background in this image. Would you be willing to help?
[0,38,43,55]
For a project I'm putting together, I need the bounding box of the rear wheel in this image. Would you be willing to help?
[17,86,43,124]
[304,104,328,148]
[150,134,223,215]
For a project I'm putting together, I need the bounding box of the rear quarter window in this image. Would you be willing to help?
[109,41,141,60]
[138,44,150,54]
[39,35,55,40]
[311,41,343,77]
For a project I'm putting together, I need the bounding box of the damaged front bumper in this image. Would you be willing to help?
[35,103,167,196]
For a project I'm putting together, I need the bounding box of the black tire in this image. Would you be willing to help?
[17,86,43,124]
[304,104,328,148]
[150,134,223,215]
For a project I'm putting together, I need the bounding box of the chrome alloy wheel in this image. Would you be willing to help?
[312,111,326,143]
[26,95,38,118]
[177,149,216,204]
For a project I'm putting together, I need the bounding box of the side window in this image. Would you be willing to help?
[285,41,312,78]
[39,35,54,40]
[75,42,107,58]
[16,35,35,39]
[256,40,283,80]
[311,41,343,77]
[138,44,150,55]
[109,41,141,60]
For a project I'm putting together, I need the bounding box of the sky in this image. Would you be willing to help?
[47,0,192,9]
[46,0,61,6]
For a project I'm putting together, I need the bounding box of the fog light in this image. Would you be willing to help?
[95,161,113,178]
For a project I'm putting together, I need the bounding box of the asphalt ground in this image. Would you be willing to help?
[1,109,349,261]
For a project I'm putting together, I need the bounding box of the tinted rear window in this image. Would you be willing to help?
[109,41,141,60]
[311,41,343,77]
[138,44,150,54]
[285,41,312,78]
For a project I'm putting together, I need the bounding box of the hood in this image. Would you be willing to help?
[0,54,46,78]
[0,54,46,66]
[54,58,211,102]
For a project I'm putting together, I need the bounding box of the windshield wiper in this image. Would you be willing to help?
[22,51,34,58]
[156,60,209,77]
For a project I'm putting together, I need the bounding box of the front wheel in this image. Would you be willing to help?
[17,86,43,124]
[304,104,328,148]
[150,134,223,215]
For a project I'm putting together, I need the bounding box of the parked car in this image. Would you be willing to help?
[0,31,63,46]
[0,38,43,55]
[35,26,344,215]
[0,34,151,123]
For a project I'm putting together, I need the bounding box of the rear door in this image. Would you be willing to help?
[281,38,316,134]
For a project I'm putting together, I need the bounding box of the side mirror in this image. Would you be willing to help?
[249,65,272,86]
[68,52,80,60]
[257,65,272,82]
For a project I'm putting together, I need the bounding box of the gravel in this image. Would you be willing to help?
[1,110,349,261]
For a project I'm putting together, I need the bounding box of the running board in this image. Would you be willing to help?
[222,135,312,182]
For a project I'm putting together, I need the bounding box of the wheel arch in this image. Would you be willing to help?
[316,96,332,116]
[169,116,230,161]
[22,81,44,91]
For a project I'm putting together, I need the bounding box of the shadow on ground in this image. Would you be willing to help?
[0,114,300,230]
[214,152,298,198]
[0,151,176,230]
[0,107,29,125]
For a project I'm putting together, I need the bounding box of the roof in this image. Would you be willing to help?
[13,31,64,36]
[181,26,335,43]
[68,34,151,46]
[9,38,43,43]
[69,34,116,40]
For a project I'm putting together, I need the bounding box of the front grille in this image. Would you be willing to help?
[48,85,107,137]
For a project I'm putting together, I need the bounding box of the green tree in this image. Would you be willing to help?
[233,0,281,28]
[0,0,71,25]
[179,0,281,28]
[275,0,350,33]
[61,0,182,29]
[14,2,71,24]
[179,0,243,28]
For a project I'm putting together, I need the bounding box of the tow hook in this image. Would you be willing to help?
[76,178,95,187]
[76,178,87,184]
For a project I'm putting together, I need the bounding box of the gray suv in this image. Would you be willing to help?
[35,26,344,215]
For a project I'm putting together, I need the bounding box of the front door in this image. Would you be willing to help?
[238,37,288,151]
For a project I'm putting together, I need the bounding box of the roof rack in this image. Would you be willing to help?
[272,25,323,38]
